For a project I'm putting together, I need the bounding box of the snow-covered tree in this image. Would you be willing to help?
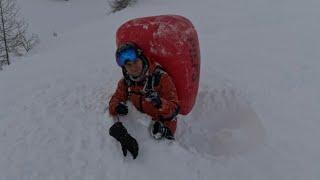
[108,0,137,13]
[0,0,38,68]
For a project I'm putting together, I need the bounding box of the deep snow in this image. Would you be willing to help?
[1,0,319,179]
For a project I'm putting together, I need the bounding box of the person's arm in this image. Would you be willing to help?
[109,79,129,116]
[157,74,180,119]
[108,80,138,159]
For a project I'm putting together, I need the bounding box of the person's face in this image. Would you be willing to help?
[124,58,143,77]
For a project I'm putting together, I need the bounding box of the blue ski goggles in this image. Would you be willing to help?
[116,48,139,67]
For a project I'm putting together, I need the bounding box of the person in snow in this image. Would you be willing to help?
[108,42,180,159]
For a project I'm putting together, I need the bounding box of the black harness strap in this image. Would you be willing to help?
[124,65,180,119]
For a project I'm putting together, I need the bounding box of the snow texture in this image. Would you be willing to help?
[1,0,319,180]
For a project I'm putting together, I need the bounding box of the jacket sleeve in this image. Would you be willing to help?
[109,78,129,116]
[157,74,180,119]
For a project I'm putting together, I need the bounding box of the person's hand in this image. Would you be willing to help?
[115,102,128,116]
[145,91,162,108]
[109,122,139,159]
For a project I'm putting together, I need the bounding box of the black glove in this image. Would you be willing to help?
[115,102,128,116]
[145,91,162,108]
[109,122,139,159]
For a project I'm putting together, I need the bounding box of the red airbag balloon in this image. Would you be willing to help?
[116,15,200,115]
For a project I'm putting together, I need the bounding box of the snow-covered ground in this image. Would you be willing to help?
[1,0,319,179]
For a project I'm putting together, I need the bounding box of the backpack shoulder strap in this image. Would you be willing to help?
[152,65,166,87]
[142,65,165,93]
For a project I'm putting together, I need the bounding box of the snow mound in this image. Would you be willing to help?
[176,86,266,157]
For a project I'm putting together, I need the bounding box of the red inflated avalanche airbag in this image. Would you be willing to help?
[116,15,200,115]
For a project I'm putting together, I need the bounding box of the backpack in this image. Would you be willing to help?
[116,15,200,115]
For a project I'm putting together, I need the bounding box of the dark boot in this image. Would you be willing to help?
[150,121,175,140]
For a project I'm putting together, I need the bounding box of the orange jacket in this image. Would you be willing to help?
[109,59,179,121]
